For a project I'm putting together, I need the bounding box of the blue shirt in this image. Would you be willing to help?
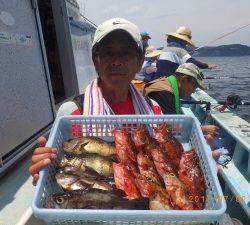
[154,42,208,79]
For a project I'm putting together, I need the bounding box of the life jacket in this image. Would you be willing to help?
[143,75,180,114]
[167,75,180,114]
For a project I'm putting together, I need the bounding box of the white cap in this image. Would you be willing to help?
[92,18,143,52]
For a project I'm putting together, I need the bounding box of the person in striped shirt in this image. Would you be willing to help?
[154,26,217,80]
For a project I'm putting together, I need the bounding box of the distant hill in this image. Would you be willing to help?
[194,44,250,57]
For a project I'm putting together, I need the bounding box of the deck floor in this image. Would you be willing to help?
[0,153,35,225]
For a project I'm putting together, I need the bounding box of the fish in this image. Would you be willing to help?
[134,174,173,210]
[149,192,175,210]
[59,155,113,178]
[113,162,141,199]
[55,172,113,192]
[79,177,114,191]
[154,123,184,170]
[179,149,206,209]
[55,172,86,192]
[137,150,163,186]
[149,146,177,177]
[59,166,108,180]
[63,136,116,157]
[131,124,154,152]
[44,189,149,209]
[163,173,195,210]
[148,145,194,210]
[114,128,137,163]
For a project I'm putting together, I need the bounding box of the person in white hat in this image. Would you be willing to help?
[154,26,217,79]
[134,46,162,82]
[29,18,154,185]
[144,63,207,114]
[143,62,219,139]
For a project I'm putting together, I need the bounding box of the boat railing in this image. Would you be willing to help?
[186,89,250,218]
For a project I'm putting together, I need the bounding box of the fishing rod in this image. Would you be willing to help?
[204,76,250,80]
[195,23,250,51]
[204,76,230,80]
[181,94,250,112]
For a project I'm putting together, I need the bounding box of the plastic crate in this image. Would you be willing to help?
[32,115,226,225]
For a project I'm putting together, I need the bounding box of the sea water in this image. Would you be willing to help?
[197,56,250,122]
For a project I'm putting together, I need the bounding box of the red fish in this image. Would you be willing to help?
[131,124,154,152]
[149,146,177,177]
[135,174,173,210]
[179,149,206,209]
[114,128,137,163]
[163,173,195,210]
[149,145,194,210]
[112,162,141,199]
[154,123,184,170]
[137,150,162,186]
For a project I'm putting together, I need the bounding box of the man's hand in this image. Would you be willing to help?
[208,64,218,70]
[29,137,57,186]
[201,125,219,137]
[204,134,221,172]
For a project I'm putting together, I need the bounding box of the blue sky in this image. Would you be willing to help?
[78,0,250,48]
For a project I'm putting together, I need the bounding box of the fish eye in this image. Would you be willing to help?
[169,173,175,177]
[146,177,153,182]
[55,196,64,204]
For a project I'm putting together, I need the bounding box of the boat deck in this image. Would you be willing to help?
[190,90,250,220]
[0,154,43,225]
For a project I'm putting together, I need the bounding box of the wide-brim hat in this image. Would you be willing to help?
[167,26,195,46]
[145,49,162,58]
[176,63,206,90]
[145,45,161,58]
[145,45,155,51]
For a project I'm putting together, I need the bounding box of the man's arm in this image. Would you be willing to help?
[186,57,209,69]
[186,57,218,69]
[181,49,217,69]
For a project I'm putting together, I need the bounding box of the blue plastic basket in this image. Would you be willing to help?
[32,115,226,225]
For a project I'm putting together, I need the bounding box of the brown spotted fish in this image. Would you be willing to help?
[59,155,113,178]
[44,189,149,209]
[63,137,116,157]
[55,173,113,192]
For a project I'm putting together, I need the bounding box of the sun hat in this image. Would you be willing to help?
[145,46,162,58]
[175,63,206,90]
[140,31,151,39]
[145,45,155,51]
[92,18,143,52]
[167,26,195,46]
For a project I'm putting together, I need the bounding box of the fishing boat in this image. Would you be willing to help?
[0,0,249,224]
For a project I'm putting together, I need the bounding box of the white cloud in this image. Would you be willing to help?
[125,5,145,15]
[102,5,119,15]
